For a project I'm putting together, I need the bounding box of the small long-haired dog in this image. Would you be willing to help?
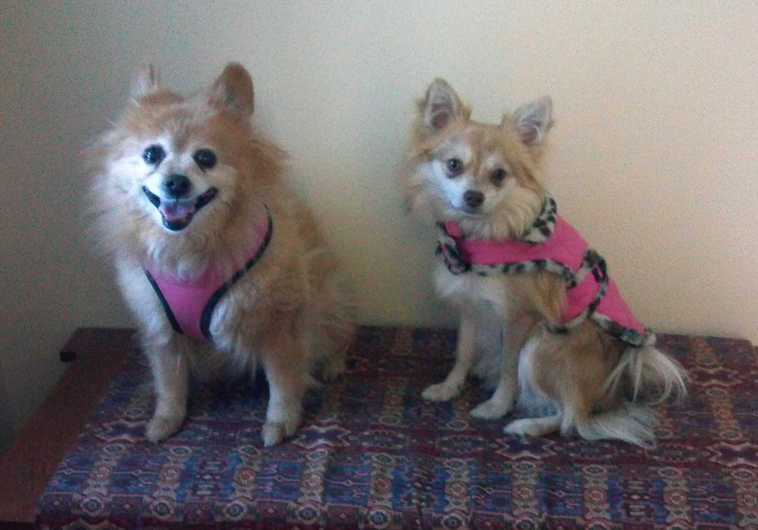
[402,79,686,447]
[88,63,354,446]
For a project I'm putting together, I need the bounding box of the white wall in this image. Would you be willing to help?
[2,1,757,449]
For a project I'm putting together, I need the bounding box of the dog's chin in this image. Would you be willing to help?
[141,186,218,232]
[447,203,485,220]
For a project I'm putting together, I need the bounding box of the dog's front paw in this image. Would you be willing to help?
[261,416,301,447]
[422,381,460,402]
[261,421,286,447]
[261,401,302,447]
[145,413,184,442]
[470,399,512,420]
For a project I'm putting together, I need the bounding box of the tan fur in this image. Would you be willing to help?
[402,79,685,446]
[89,63,354,446]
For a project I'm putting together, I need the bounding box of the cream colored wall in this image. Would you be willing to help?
[1,1,757,448]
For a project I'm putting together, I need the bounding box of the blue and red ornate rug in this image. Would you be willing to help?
[36,327,758,529]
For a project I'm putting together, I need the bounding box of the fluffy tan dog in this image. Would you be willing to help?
[402,79,685,446]
[88,63,354,446]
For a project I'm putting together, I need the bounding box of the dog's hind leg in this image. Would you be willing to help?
[303,247,355,382]
[504,413,562,437]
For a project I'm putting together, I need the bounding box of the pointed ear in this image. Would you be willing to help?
[510,96,553,146]
[130,64,160,99]
[421,78,464,132]
[209,62,254,117]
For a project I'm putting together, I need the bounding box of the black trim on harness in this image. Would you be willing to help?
[199,212,274,340]
[144,269,183,335]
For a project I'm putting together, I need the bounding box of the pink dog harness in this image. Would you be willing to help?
[144,208,272,342]
[438,197,652,346]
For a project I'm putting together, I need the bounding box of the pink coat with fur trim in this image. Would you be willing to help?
[438,203,650,346]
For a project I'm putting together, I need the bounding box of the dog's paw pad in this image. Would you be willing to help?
[470,400,511,419]
[422,382,459,402]
[145,414,183,442]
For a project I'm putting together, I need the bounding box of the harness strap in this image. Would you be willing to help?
[144,209,273,341]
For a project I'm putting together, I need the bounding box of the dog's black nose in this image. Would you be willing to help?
[163,174,192,198]
[463,190,484,209]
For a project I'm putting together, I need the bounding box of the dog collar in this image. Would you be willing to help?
[144,205,273,341]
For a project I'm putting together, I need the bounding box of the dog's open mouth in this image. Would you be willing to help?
[142,186,218,231]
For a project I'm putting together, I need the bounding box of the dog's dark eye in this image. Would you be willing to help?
[491,168,508,185]
[142,145,165,165]
[446,158,463,176]
[193,149,217,169]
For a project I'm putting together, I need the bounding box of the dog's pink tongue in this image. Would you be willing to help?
[160,201,196,222]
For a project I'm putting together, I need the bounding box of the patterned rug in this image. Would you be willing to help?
[36,326,758,529]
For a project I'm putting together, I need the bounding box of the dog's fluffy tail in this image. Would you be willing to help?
[573,402,658,448]
[604,345,688,405]
[574,345,687,448]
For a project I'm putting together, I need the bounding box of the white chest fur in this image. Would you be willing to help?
[433,261,518,315]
